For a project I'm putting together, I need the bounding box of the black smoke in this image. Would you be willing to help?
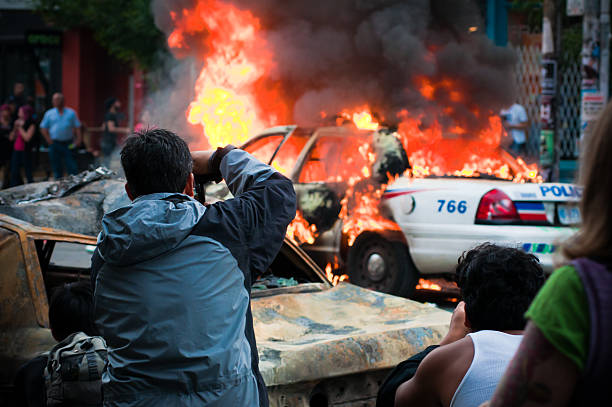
[152,0,516,135]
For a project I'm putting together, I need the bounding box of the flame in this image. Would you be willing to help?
[324,263,349,286]
[351,110,380,131]
[286,210,318,245]
[341,181,401,247]
[397,113,541,183]
[168,0,287,149]
[334,107,380,130]
[419,78,435,100]
[415,278,442,291]
[168,3,542,278]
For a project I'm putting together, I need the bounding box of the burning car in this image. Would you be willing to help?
[232,124,580,297]
[0,179,450,406]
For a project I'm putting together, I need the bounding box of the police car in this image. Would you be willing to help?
[239,125,580,296]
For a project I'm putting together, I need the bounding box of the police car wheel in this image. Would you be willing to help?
[347,234,417,297]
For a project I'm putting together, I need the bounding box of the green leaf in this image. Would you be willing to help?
[33,0,168,69]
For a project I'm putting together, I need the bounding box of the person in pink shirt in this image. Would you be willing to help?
[9,105,36,187]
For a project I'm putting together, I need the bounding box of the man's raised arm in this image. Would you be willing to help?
[193,146,297,278]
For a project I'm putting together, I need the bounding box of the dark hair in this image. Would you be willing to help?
[120,128,193,197]
[456,243,545,332]
[19,104,33,120]
[104,97,117,111]
[49,281,97,341]
[562,101,612,262]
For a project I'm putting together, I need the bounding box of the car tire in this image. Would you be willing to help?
[347,234,418,297]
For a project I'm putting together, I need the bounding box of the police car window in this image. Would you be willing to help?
[242,135,285,165]
[299,135,371,183]
[271,134,309,176]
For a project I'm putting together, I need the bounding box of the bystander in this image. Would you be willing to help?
[501,101,529,156]
[13,281,100,407]
[40,93,82,179]
[9,105,36,186]
[487,101,612,406]
[92,129,296,406]
[0,104,12,188]
[8,82,26,121]
[101,97,130,168]
[386,244,545,407]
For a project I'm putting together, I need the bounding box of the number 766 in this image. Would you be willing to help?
[437,200,467,214]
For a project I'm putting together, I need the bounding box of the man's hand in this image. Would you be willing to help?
[41,128,53,145]
[439,301,470,346]
[74,127,83,148]
[192,150,216,175]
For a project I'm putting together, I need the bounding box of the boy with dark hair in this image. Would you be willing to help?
[13,280,98,407]
[92,128,296,406]
[389,244,545,407]
[48,280,98,341]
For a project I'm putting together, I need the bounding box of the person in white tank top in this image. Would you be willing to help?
[450,330,523,407]
[393,244,545,407]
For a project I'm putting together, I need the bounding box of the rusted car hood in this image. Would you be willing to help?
[253,283,449,386]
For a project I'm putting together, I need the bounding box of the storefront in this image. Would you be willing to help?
[0,2,62,118]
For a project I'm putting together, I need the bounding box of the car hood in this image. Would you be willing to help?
[252,283,450,386]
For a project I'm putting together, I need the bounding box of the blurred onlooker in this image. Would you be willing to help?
[501,102,528,156]
[40,93,82,179]
[487,101,612,406]
[0,104,13,188]
[8,82,27,121]
[389,244,545,407]
[11,82,26,107]
[13,280,100,407]
[101,97,130,168]
[9,105,36,186]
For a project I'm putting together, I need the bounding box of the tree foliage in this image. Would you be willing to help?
[511,0,583,67]
[510,0,543,32]
[34,0,167,69]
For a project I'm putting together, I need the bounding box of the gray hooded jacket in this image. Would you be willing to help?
[92,149,296,406]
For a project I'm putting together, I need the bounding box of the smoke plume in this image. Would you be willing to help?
[150,0,516,137]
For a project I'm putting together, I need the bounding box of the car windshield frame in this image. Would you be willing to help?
[291,128,375,183]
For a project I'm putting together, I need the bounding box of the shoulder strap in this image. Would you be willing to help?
[572,257,612,403]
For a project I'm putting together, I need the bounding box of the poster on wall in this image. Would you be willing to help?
[581,90,605,140]
[581,90,605,122]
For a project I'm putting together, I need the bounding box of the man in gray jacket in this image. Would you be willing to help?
[91,128,296,406]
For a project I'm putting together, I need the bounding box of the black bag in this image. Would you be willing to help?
[44,332,107,406]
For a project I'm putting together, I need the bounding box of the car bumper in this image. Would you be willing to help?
[402,223,578,274]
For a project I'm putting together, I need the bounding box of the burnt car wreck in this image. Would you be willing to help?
[0,175,450,406]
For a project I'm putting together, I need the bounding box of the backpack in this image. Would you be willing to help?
[44,332,108,406]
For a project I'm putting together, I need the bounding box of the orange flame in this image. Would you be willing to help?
[286,210,318,246]
[169,3,541,270]
[325,263,349,286]
[168,0,286,149]
[397,113,541,183]
[351,110,379,130]
[415,278,442,291]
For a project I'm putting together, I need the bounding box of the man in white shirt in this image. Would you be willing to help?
[394,244,545,407]
[501,103,529,156]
